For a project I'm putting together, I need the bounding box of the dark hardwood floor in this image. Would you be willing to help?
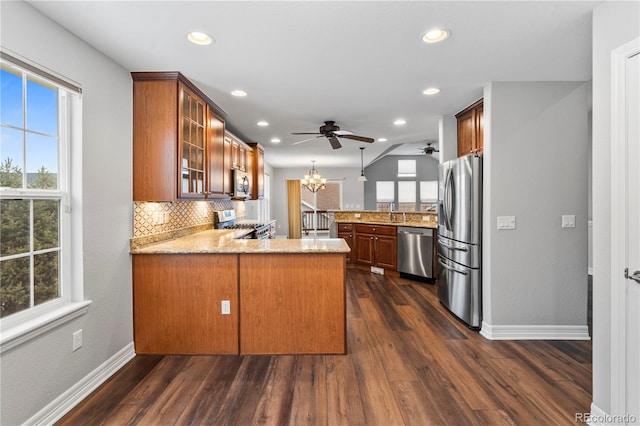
[57,267,592,425]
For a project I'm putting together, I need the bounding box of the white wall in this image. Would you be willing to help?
[0,2,133,424]
[592,1,640,415]
[483,82,589,330]
[271,167,362,236]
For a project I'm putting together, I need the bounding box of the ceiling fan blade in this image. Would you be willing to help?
[339,134,374,143]
[293,136,323,145]
[333,130,354,136]
[328,136,342,149]
[292,132,322,135]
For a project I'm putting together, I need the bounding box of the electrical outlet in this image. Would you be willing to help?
[354,213,361,218]
[72,329,83,351]
[422,215,430,221]
[221,300,230,315]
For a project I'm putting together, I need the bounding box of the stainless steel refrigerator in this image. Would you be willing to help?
[437,154,482,329]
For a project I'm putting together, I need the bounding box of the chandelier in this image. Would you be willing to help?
[301,160,326,193]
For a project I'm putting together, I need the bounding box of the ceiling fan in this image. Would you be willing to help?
[419,142,440,155]
[292,120,374,150]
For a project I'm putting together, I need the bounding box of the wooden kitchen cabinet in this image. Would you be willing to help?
[337,223,355,262]
[132,72,227,201]
[132,254,238,354]
[248,142,265,199]
[207,109,226,196]
[354,224,397,270]
[456,98,484,157]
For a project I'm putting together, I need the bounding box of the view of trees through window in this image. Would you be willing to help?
[0,60,62,318]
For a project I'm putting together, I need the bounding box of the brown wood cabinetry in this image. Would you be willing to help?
[248,143,265,199]
[239,253,346,355]
[132,254,238,354]
[354,224,397,270]
[337,223,355,262]
[132,72,227,201]
[456,98,484,157]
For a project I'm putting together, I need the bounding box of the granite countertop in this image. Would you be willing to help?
[131,229,350,254]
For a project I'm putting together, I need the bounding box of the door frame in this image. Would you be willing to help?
[610,37,640,416]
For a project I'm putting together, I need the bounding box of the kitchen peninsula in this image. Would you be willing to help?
[131,230,349,356]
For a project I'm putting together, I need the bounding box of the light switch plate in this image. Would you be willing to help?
[562,215,576,228]
[497,216,516,230]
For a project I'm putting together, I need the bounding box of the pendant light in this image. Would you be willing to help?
[358,147,368,182]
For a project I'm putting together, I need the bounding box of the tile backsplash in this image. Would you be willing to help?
[133,199,233,238]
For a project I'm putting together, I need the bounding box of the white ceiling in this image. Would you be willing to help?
[26,0,597,169]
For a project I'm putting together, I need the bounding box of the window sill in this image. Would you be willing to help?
[0,301,92,355]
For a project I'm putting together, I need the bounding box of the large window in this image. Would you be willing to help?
[420,180,438,211]
[0,54,80,326]
[398,181,416,212]
[376,181,394,211]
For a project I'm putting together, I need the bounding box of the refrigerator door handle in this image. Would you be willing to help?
[438,240,469,252]
[437,256,469,276]
[443,168,454,231]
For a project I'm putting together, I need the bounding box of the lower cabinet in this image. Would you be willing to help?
[132,254,238,354]
[354,224,397,270]
[337,223,355,262]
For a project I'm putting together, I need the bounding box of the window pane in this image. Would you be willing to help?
[0,256,30,318]
[26,76,58,135]
[33,199,59,250]
[0,199,30,256]
[398,159,416,177]
[398,181,416,203]
[26,133,58,189]
[420,181,438,202]
[376,181,394,202]
[34,251,59,306]
[0,66,23,128]
[0,127,24,188]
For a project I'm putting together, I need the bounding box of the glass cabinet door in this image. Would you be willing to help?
[179,86,207,198]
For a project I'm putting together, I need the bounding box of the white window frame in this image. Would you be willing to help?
[0,51,88,354]
[420,180,438,203]
[398,180,416,211]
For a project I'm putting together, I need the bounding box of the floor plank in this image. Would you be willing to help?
[56,267,592,426]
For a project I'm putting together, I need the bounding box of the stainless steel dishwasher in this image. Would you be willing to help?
[397,226,434,281]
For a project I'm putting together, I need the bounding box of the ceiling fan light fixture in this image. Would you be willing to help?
[231,90,247,97]
[422,28,450,43]
[423,87,440,95]
[187,31,213,45]
[358,147,368,182]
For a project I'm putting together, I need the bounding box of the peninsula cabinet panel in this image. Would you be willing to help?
[239,253,346,355]
[132,254,238,354]
[354,233,375,265]
[354,224,397,270]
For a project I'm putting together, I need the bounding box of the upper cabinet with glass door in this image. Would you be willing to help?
[132,72,226,201]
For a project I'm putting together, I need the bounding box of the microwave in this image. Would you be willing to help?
[233,169,250,198]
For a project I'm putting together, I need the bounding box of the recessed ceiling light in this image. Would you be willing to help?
[422,28,450,43]
[231,90,247,97]
[394,119,406,126]
[257,121,269,127]
[270,138,281,143]
[187,31,213,46]
[423,87,440,95]
[378,138,388,142]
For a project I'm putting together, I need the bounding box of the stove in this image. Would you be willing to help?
[214,210,272,240]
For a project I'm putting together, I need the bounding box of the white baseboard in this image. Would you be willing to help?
[25,342,136,426]
[480,322,591,340]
